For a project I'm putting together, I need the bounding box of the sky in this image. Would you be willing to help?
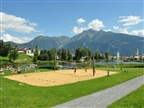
[0,0,144,43]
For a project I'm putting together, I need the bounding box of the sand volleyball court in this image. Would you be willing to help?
[4,69,117,87]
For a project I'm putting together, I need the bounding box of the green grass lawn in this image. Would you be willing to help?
[0,54,34,65]
[107,84,144,108]
[15,54,33,64]
[0,68,144,108]
[0,56,9,61]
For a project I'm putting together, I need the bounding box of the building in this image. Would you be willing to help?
[130,48,144,60]
[139,54,144,60]
[17,47,38,56]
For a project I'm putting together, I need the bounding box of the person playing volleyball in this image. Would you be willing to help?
[74,67,77,75]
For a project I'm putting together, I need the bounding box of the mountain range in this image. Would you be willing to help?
[6,29,144,56]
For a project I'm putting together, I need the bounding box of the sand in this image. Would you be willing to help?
[4,69,117,87]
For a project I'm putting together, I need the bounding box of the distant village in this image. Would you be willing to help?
[17,47,38,56]
[129,48,144,60]
[110,48,144,60]
[18,47,144,60]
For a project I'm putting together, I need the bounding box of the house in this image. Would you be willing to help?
[17,47,26,53]
[26,48,34,56]
[124,56,130,60]
[17,47,36,56]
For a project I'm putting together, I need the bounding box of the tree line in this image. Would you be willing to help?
[34,45,109,62]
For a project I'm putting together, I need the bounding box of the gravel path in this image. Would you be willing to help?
[53,75,144,108]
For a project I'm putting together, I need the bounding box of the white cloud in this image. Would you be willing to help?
[77,18,86,24]
[113,26,119,30]
[73,19,105,34]
[118,15,143,26]
[88,19,105,31]
[72,26,87,34]
[113,26,130,34]
[130,30,144,37]
[29,23,37,27]
[113,25,144,37]
[113,16,144,36]
[104,29,111,32]
[39,33,44,36]
[0,12,37,33]
[1,34,33,43]
[119,28,129,34]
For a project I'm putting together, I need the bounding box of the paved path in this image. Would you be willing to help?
[53,75,144,108]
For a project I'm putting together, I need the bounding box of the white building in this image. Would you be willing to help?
[18,47,36,56]
[140,54,144,60]
[133,55,139,60]
[130,48,144,60]
[26,49,34,56]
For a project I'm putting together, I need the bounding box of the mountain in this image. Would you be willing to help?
[4,41,16,45]
[64,29,144,55]
[5,29,144,55]
[18,35,70,49]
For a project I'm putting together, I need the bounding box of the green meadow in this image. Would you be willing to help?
[108,84,144,108]
[0,54,34,66]
[14,54,34,64]
[0,66,143,108]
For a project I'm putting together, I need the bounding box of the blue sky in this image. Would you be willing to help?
[0,0,144,43]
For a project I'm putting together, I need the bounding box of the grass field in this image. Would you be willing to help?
[0,68,144,108]
[0,54,33,65]
[0,56,9,61]
[107,84,144,108]
[14,54,33,64]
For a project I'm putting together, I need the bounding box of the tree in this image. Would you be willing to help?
[33,45,39,63]
[100,53,105,60]
[51,47,56,60]
[0,44,11,57]
[111,56,114,60]
[57,49,62,60]
[0,39,4,49]
[61,48,67,60]
[67,49,72,61]
[75,47,83,60]
[50,47,56,71]
[85,48,92,61]
[105,52,109,62]
[95,51,100,60]
[47,50,53,60]
[82,49,88,57]
[40,50,47,55]
[38,54,44,61]
[38,50,48,60]
[9,46,18,63]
